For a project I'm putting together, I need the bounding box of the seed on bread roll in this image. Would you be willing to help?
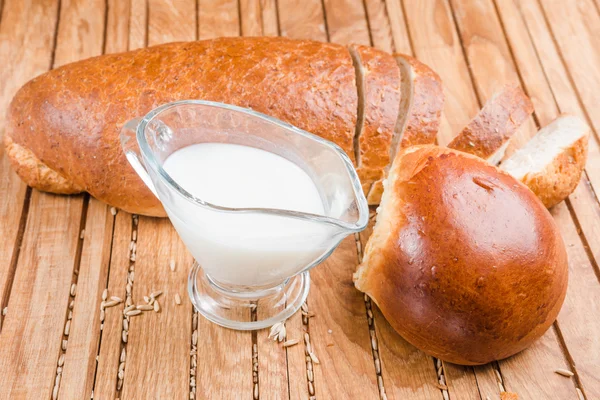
[355,145,568,365]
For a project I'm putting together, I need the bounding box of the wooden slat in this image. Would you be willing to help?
[308,236,379,399]
[93,211,134,399]
[277,0,327,41]
[104,0,131,54]
[260,0,279,36]
[59,199,114,399]
[199,0,240,39]
[148,0,197,43]
[0,0,59,332]
[87,6,132,398]
[129,0,148,50]
[401,0,479,144]
[442,364,481,400]
[384,0,412,54]
[240,0,262,36]
[363,0,395,52]
[323,0,370,45]
[120,217,196,399]
[0,0,105,397]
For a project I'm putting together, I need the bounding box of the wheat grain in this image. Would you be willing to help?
[175,293,182,305]
[554,368,574,377]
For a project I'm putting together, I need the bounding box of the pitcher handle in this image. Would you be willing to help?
[120,118,159,197]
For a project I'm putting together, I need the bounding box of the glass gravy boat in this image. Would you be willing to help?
[121,100,368,330]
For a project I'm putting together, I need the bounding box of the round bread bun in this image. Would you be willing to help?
[354,145,568,365]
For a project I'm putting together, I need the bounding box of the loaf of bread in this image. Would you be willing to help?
[5,37,441,216]
[501,115,590,208]
[355,145,568,365]
[448,84,533,165]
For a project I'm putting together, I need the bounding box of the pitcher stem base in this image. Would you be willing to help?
[188,261,310,330]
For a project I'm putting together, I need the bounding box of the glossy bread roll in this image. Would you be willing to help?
[355,145,568,365]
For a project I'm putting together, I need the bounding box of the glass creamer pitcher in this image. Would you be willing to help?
[121,100,368,330]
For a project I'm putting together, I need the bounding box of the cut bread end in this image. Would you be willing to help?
[500,114,590,208]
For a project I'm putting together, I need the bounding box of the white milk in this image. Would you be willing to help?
[162,143,334,288]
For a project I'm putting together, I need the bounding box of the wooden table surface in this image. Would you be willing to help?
[1,0,600,399]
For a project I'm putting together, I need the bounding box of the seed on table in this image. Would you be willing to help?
[57,366,62,374]
[169,260,176,272]
[555,368,574,377]
[62,340,68,351]
[52,385,59,400]
[102,288,108,301]
[132,230,137,241]
[175,293,182,305]
[282,339,299,347]
[143,296,150,303]
[80,229,85,239]
[110,296,123,302]
[136,304,153,311]
[58,354,65,367]
[309,352,320,364]
[2,307,7,316]
[120,348,126,362]
[118,370,124,380]
[103,300,120,308]
[69,300,74,310]
[70,283,77,297]
[125,310,142,317]
[123,318,129,331]
[64,320,71,336]
[150,290,163,299]
[110,207,117,215]
[154,300,160,312]
[122,331,128,343]
[119,361,125,372]
[124,305,136,314]
[308,381,315,395]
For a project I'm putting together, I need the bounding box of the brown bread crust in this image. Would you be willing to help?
[356,145,568,365]
[520,133,588,208]
[6,37,358,216]
[367,54,444,204]
[4,135,84,194]
[448,84,533,161]
[349,44,401,199]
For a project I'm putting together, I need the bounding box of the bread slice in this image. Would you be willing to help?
[500,115,590,208]
[448,84,533,164]
[348,45,401,199]
[366,54,444,204]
